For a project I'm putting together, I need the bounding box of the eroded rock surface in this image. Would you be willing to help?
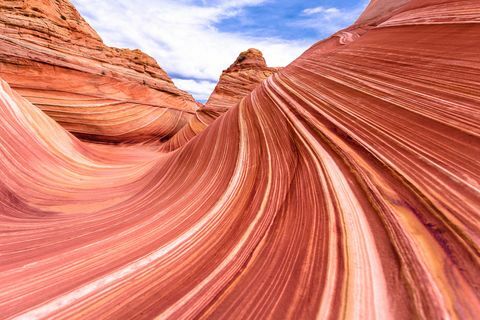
[0,0,197,143]
[0,0,479,319]
[206,48,280,110]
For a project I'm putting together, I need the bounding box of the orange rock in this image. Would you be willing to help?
[0,0,197,143]
[206,48,280,110]
[0,0,479,319]
[161,49,281,151]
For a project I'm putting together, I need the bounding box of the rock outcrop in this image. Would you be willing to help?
[205,48,280,110]
[0,0,479,319]
[160,48,280,151]
[0,0,197,143]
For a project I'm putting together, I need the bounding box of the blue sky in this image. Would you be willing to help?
[218,0,365,40]
[72,0,367,101]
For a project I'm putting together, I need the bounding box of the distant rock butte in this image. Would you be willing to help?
[205,48,280,110]
[158,48,281,151]
[0,0,197,143]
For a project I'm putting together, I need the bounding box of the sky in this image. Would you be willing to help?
[71,0,368,102]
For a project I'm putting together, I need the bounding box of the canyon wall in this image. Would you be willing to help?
[0,0,197,143]
[0,0,479,319]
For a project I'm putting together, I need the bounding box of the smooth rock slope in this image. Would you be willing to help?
[0,0,479,319]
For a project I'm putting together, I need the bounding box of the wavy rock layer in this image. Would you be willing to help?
[1,0,479,319]
[206,48,280,110]
[0,0,197,143]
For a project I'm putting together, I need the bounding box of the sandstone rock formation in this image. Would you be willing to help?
[160,48,280,151]
[205,48,280,110]
[0,0,197,143]
[0,0,479,319]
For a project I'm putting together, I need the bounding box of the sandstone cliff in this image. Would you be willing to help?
[0,0,197,143]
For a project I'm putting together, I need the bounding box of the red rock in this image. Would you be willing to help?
[206,48,280,110]
[0,0,197,143]
[0,0,479,319]
[161,49,281,151]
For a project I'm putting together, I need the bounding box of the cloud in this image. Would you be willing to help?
[302,7,341,16]
[172,79,217,102]
[71,0,309,101]
[296,2,368,36]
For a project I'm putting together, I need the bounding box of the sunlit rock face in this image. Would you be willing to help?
[1,0,479,319]
[206,48,280,110]
[0,0,197,143]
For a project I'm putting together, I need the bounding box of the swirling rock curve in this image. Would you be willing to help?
[0,0,479,319]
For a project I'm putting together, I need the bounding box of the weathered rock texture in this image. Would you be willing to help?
[0,0,479,319]
[206,48,280,110]
[0,0,197,143]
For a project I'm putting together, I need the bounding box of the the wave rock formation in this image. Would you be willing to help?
[0,0,479,319]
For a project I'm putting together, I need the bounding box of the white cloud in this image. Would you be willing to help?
[297,2,368,35]
[172,78,217,102]
[71,0,309,101]
[303,7,341,16]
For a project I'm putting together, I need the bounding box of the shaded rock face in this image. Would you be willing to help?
[0,0,197,143]
[1,0,480,319]
[205,48,280,110]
